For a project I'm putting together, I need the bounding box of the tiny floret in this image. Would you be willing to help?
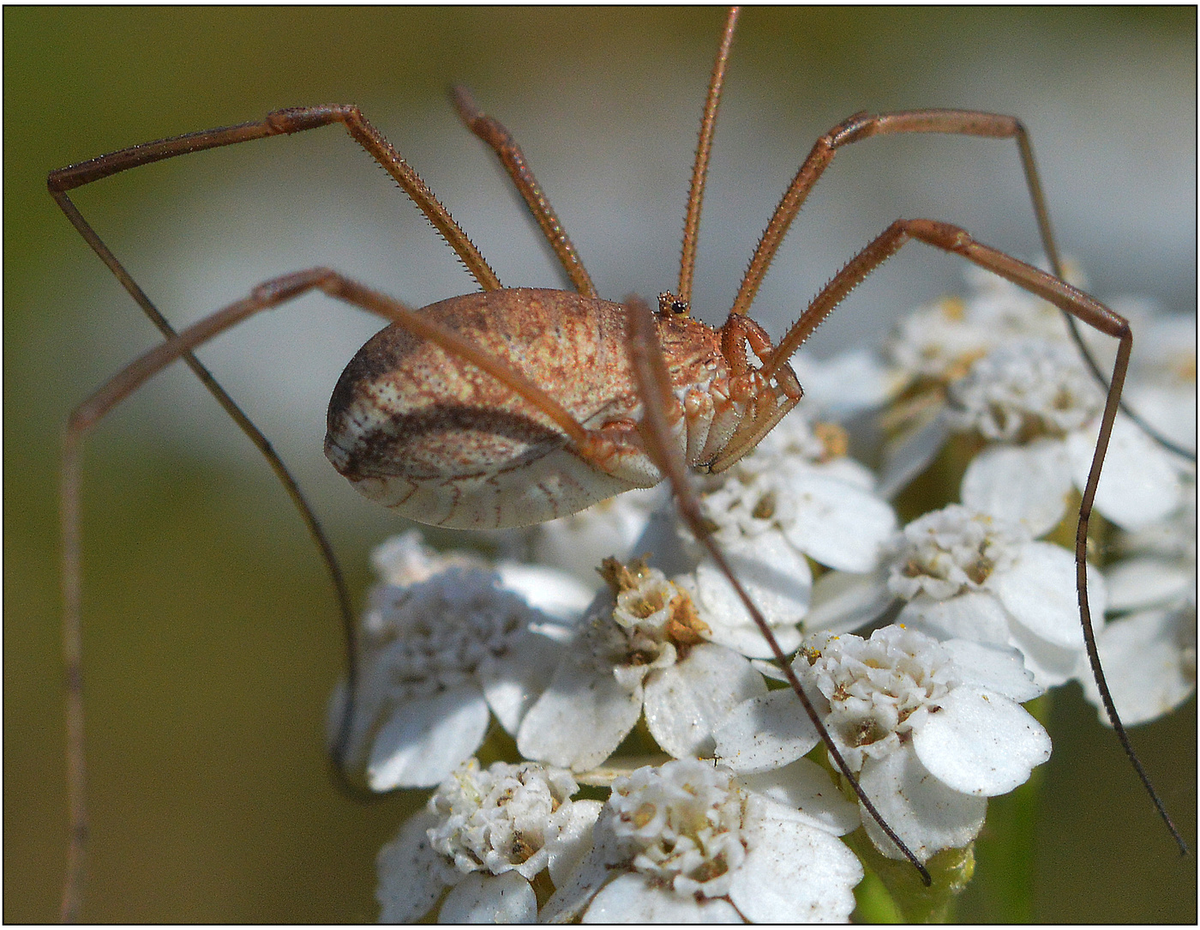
[888,506,1024,601]
[948,340,1103,442]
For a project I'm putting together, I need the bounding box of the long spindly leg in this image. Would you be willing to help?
[48,104,508,879]
[49,104,499,290]
[51,188,365,788]
[450,6,740,308]
[452,86,597,298]
[675,5,739,307]
[623,295,934,886]
[726,106,1190,458]
[763,216,1189,855]
[58,267,600,922]
[728,108,1056,317]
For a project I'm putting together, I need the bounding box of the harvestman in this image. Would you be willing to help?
[50,6,1187,920]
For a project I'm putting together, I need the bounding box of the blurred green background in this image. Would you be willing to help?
[6,7,1194,922]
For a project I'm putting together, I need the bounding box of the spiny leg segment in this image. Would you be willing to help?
[49,100,515,921]
[753,217,1187,854]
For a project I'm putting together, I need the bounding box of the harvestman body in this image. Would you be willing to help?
[324,287,795,528]
[51,6,1186,920]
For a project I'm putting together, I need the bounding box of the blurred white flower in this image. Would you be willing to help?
[376,759,601,922]
[341,532,592,789]
[953,340,1182,535]
[714,626,1048,863]
[542,758,863,923]
[878,265,1075,498]
[880,267,1190,535]
[1082,482,1197,725]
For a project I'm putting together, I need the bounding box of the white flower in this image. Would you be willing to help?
[709,412,897,573]
[806,504,1107,689]
[376,759,601,922]
[1082,483,1197,725]
[542,759,863,923]
[651,412,897,659]
[340,533,592,789]
[878,265,1073,497]
[952,340,1183,535]
[879,266,1191,532]
[714,626,1048,863]
[517,559,768,770]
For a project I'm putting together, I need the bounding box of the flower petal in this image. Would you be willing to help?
[736,758,860,836]
[961,439,1072,536]
[805,569,894,635]
[913,686,1051,796]
[1067,415,1182,531]
[780,473,898,572]
[729,802,862,923]
[495,562,596,620]
[540,815,624,923]
[713,689,820,774]
[1081,606,1197,726]
[583,873,741,923]
[897,591,1012,646]
[516,651,643,771]
[643,644,767,758]
[480,629,565,734]
[878,409,953,500]
[547,800,604,888]
[689,531,809,657]
[858,748,987,862]
[368,686,490,790]
[438,872,536,924]
[992,542,1105,649]
[939,638,1043,703]
[1106,556,1194,613]
[376,809,454,923]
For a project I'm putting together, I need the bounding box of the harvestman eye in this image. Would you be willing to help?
[48,6,1190,921]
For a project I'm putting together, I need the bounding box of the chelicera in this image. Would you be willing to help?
[49,6,1187,921]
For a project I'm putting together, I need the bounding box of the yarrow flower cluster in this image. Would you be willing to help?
[808,504,1108,689]
[542,758,863,922]
[335,532,591,789]
[715,626,1048,863]
[342,266,1193,922]
[376,759,600,922]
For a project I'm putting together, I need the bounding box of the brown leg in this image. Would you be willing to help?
[452,87,597,298]
[49,105,499,290]
[766,217,1188,855]
[623,295,934,886]
[676,6,739,307]
[729,108,1053,317]
[725,105,1188,457]
[58,268,598,921]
